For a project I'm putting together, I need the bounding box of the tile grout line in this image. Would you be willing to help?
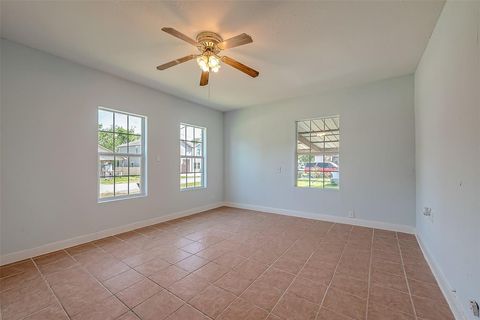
[64,245,217,320]
[62,249,136,319]
[314,225,354,320]
[72,224,262,319]
[115,236,239,319]
[265,222,337,319]
[396,233,419,320]
[29,257,72,320]
[8,211,441,320]
[216,234,306,319]
[364,229,375,320]
[153,226,293,319]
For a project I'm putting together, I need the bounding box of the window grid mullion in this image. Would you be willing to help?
[295,117,339,190]
[98,108,145,200]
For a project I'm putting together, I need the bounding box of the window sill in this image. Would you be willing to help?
[98,193,147,203]
[180,186,207,192]
[294,186,340,191]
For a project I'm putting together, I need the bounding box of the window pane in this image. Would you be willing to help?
[98,109,113,132]
[186,126,194,141]
[312,118,325,134]
[194,127,203,142]
[115,133,129,152]
[296,171,309,188]
[98,132,114,153]
[186,173,195,188]
[128,156,142,194]
[115,112,128,132]
[194,158,203,172]
[194,173,203,187]
[99,155,114,198]
[99,155,114,178]
[326,154,339,189]
[297,154,313,171]
[129,176,141,194]
[115,177,129,196]
[129,116,142,135]
[180,141,186,156]
[99,177,114,198]
[128,156,141,176]
[310,174,323,188]
[194,142,203,156]
[114,156,128,196]
[128,135,142,154]
[180,173,187,189]
[180,158,191,173]
[114,156,128,176]
[185,141,193,156]
[180,125,186,140]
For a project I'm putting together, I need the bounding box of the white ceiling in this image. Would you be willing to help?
[0,1,444,111]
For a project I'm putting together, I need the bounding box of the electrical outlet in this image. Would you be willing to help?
[470,300,479,317]
[423,207,432,216]
[423,207,433,222]
[348,210,355,218]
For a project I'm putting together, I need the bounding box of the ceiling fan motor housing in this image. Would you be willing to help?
[196,31,223,55]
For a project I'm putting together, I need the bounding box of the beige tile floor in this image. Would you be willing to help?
[0,207,454,320]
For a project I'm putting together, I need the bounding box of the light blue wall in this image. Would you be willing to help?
[415,1,480,318]
[224,75,416,228]
[0,39,224,255]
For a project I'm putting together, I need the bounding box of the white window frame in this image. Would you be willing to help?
[180,123,207,191]
[97,107,147,202]
[295,116,340,190]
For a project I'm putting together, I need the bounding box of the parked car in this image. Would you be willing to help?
[304,162,339,175]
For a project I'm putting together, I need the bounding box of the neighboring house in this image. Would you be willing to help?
[99,141,141,177]
[116,139,142,155]
[98,145,112,153]
[180,140,202,173]
[115,139,142,175]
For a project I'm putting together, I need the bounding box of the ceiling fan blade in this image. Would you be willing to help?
[200,71,209,86]
[161,27,198,46]
[221,56,259,78]
[218,33,253,50]
[156,54,197,70]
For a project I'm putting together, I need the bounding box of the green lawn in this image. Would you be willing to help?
[180,182,203,188]
[296,177,339,189]
[180,173,203,189]
[100,176,140,184]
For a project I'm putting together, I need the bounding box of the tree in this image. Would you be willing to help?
[298,154,314,166]
[98,124,137,152]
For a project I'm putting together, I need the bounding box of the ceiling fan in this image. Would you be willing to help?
[156,27,259,86]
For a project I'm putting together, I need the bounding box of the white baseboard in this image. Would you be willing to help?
[224,202,416,234]
[416,234,466,320]
[0,202,223,266]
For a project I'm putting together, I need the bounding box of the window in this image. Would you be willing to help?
[296,116,339,189]
[180,123,205,190]
[98,108,146,200]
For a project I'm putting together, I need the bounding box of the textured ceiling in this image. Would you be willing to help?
[0,1,444,111]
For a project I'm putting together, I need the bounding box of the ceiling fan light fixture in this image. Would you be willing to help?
[157,28,259,85]
[208,55,220,68]
[197,54,221,72]
[196,55,209,72]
